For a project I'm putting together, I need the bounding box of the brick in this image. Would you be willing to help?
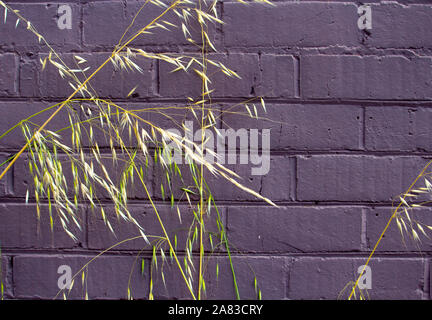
[150,256,198,299]
[81,103,220,178]
[223,2,359,48]
[159,53,259,98]
[227,206,362,253]
[366,207,432,252]
[20,56,39,97]
[289,257,424,299]
[86,153,153,200]
[257,55,296,98]
[153,155,291,202]
[88,204,224,252]
[0,153,12,198]
[158,58,200,98]
[151,158,198,202]
[221,104,362,151]
[205,256,289,300]
[0,204,85,249]
[365,4,432,49]
[21,53,155,99]
[84,53,155,99]
[366,107,432,152]
[12,151,153,201]
[21,54,73,98]
[0,54,18,96]
[82,1,123,48]
[79,102,221,150]
[1,255,11,299]
[301,55,432,100]
[428,261,432,300]
[83,2,214,48]
[0,3,80,50]
[149,115,223,202]
[297,155,430,202]
[152,256,289,300]
[13,255,149,299]
[212,155,291,202]
[12,154,67,199]
[0,101,71,149]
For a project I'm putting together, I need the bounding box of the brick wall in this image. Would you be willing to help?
[0,0,431,300]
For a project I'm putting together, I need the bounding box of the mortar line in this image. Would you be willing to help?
[293,55,300,99]
[361,208,367,251]
[3,96,432,107]
[2,250,430,259]
[289,156,297,201]
[360,106,366,150]
[424,258,430,300]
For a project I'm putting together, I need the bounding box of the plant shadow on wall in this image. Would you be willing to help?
[0,0,279,300]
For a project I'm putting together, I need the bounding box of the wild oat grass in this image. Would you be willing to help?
[341,160,432,300]
[2,0,428,301]
[0,0,275,300]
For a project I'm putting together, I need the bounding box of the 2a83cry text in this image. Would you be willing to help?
[168,304,263,317]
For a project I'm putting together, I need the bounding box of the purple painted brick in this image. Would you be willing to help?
[153,155,291,202]
[22,53,155,99]
[152,256,289,300]
[0,204,84,249]
[150,256,197,300]
[227,206,362,253]
[81,103,221,148]
[152,159,198,201]
[223,2,359,47]
[365,4,432,49]
[82,1,124,48]
[11,154,59,199]
[12,154,61,199]
[82,53,155,99]
[257,55,296,98]
[206,256,289,300]
[0,3,80,50]
[20,57,39,97]
[0,54,18,96]
[1,255,11,299]
[366,207,432,252]
[83,1,214,48]
[11,146,123,203]
[88,204,224,252]
[0,101,71,149]
[0,153,12,198]
[211,155,291,202]
[13,255,149,299]
[366,107,432,152]
[289,257,424,299]
[159,53,259,98]
[11,152,124,200]
[297,155,430,202]
[428,261,432,300]
[85,153,153,200]
[221,104,363,151]
[302,55,432,100]
[22,54,73,98]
